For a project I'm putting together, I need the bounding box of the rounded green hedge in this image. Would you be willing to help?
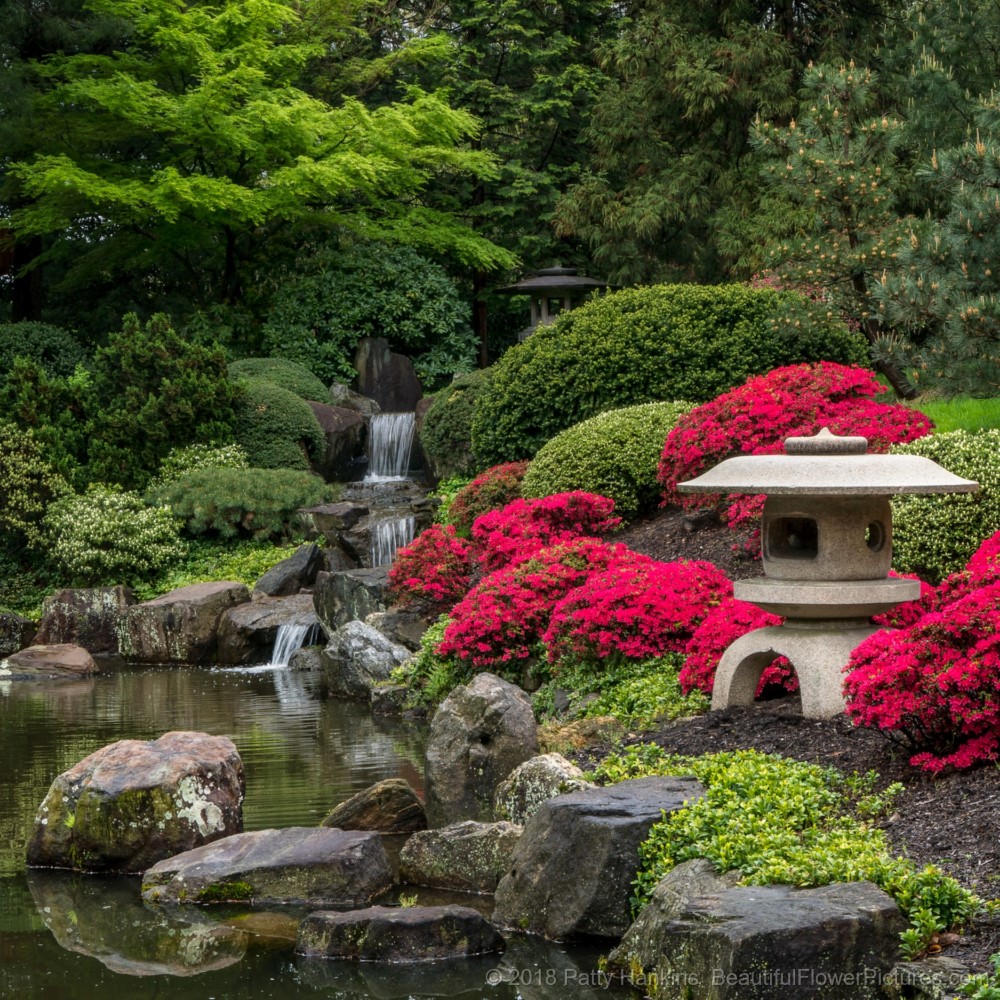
[522,401,693,520]
[231,378,326,471]
[471,283,868,465]
[227,358,329,402]
[0,321,87,377]
[420,369,493,479]
[891,429,1000,582]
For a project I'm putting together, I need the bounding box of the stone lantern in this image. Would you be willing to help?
[496,267,612,341]
[678,428,979,719]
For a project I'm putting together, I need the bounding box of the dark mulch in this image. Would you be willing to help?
[584,506,1000,975]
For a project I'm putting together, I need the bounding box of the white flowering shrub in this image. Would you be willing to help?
[149,443,250,491]
[0,421,70,546]
[891,430,1000,582]
[43,485,187,585]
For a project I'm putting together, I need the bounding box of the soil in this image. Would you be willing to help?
[587,506,1000,978]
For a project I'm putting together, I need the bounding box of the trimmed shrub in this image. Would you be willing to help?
[387,524,473,612]
[230,378,326,470]
[523,401,692,520]
[0,421,71,548]
[149,444,250,490]
[0,321,87,377]
[42,485,186,585]
[227,358,329,402]
[85,313,241,488]
[471,283,868,465]
[148,466,334,540]
[448,461,531,535]
[659,363,933,531]
[890,430,1000,583]
[421,369,493,479]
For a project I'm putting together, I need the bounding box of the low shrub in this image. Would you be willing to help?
[386,524,473,612]
[522,401,693,521]
[227,358,329,402]
[471,283,868,465]
[0,421,71,548]
[0,321,87,377]
[448,461,530,535]
[392,615,472,708]
[42,485,186,585]
[890,430,1000,583]
[149,444,250,490]
[659,363,933,531]
[148,466,334,540]
[421,370,493,479]
[230,378,326,471]
[432,474,473,526]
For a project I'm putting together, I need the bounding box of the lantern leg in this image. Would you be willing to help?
[712,624,879,720]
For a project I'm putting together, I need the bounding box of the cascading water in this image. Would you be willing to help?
[364,412,415,482]
[370,514,417,567]
[268,621,320,668]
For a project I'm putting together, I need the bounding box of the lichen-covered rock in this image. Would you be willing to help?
[321,621,409,700]
[424,673,539,827]
[26,731,244,873]
[400,821,521,894]
[321,778,426,834]
[32,586,135,654]
[328,383,381,417]
[296,905,502,962]
[610,860,905,999]
[142,827,392,908]
[492,777,705,940]
[117,581,250,665]
[0,612,35,657]
[252,543,322,598]
[215,594,318,665]
[1,643,97,680]
[493,754,591,825]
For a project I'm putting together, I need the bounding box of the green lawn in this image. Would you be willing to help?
[911,395,1000,433]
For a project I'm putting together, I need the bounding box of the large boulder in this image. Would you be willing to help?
[321,778,426,834]
[364,610,428,652]
[354,337,423,413]
[424,673,539,828]
[0,612,35,657]
[400,821,522,894]
[300,502,370,545]
[492,777,705,940]
[321,621,410,700]
[26,731,244,873]
[493,753,591,825]
[296,905,502,963]
[117,582,250,665]
[142,827,392,908]
[313,568,388,633]
[609,860,905,1000]
[329,382,381,417]
[252,544,322,598]
[216,594,319,665]
[1,643,96,680]
[32,586,135,654]
[307,402,366,481]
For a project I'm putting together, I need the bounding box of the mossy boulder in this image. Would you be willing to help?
[33,586,136,654]
[399,820,522,894]
[492,754,591,825]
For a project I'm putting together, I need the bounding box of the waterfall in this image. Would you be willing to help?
[364,412,415,482]
[370,515,417,567]
[268,622,320,668]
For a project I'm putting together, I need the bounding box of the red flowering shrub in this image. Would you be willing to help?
[438,538,618,671]
[870,572,938,629]
[968,530,1000,577]
[680,597,797,697]
[844,582,1000,772]
[544,558,731,665]
[386,524,473,612]
[448,461,531,535]
[471,491,621,572]
[658,363,932,531]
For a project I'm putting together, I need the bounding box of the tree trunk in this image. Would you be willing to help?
[474,270,489,368]
[11,236,44,322]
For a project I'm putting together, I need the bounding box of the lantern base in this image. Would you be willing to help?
[712,624,877,719]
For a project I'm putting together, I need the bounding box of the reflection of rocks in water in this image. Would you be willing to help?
[27,871,247,977]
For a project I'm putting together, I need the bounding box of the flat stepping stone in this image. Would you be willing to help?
[296,905,503,962]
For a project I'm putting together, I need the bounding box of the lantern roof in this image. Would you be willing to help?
[495,266,611,296]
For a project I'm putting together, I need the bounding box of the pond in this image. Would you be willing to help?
[0,666,636,999]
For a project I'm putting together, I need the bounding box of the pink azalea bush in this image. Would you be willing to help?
[386,524,472,612]
[448,461,531,535]
[658,363,932,531]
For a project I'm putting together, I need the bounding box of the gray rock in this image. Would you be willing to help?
[493,753,591,825]
[321,778,426,834]
[253,544,322,598]
[216,594,318,665]
[492,777,705,940]
[313,568,388,632]
[117,581,250,665]
[288,646,324,672]
[1,643,97,680]
[320,544,358,573]
[400,821,522,894]
[354,337,423,413]
[0,612,35,656]
[424,673,539,828]
[610,860,905,999]
[321,621,410,700]
[307,402,366,481]
[884,956,971,1000]
[300,502,370,542]
[328,382,381,417]
[370,684,408,716]
[33,586,135,653]
[365,611,429,651]
[142,827,392,908]
[27,731,244,873]
[296,905,502,962]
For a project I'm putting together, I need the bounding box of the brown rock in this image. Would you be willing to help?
[33,586,136,653]
[307,402,366,481]
[321,778,426,834]
[1,643,97,679]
